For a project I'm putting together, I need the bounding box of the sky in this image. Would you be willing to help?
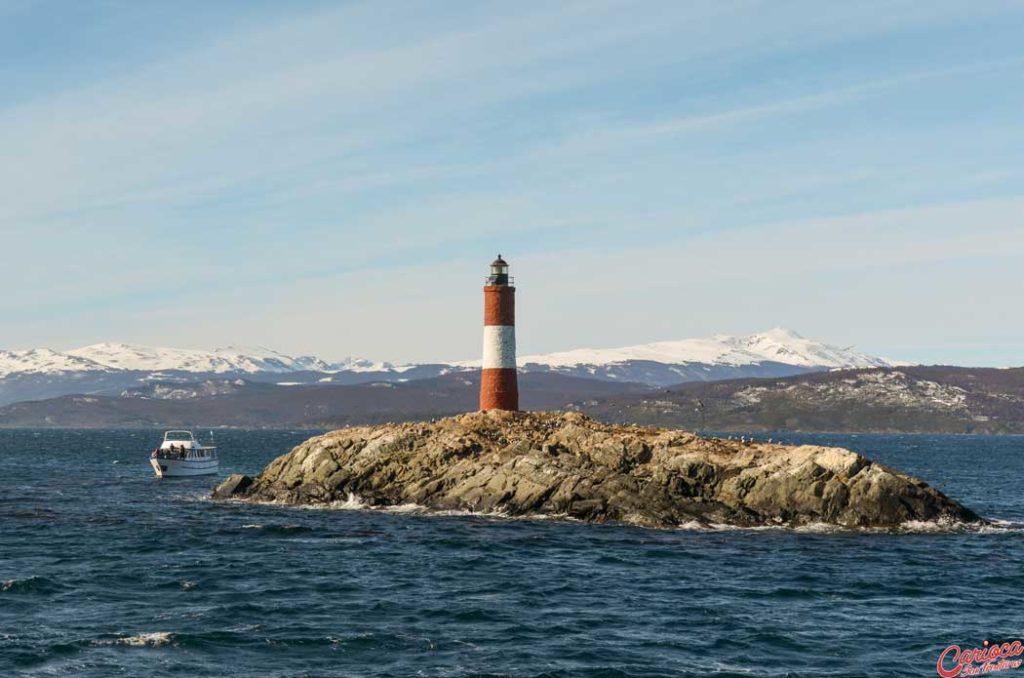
[1,1,1022,366]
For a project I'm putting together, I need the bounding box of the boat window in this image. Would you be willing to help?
[165,432,194,442]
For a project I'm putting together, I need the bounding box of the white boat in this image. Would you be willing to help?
[150,430,218,478]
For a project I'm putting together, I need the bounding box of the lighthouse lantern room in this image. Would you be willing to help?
[488,256,510,285]
[480,255,519,411]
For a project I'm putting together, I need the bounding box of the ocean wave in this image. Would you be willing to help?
[95,631,174,647]
[1,507,60,520]
[240,523,313,535]
[175,492,224,503]
[225,492,368,512]
[885,518,1024,534]
[688,518,1006,534]
[0,575,61,594]
[975,518,1024,533]
[708,662,756,674]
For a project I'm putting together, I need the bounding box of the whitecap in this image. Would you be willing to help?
[385,503,429,514]
[244,492,369,511]
[96,631,173,647]
[709,662,755,674]
[975,519,1024,534]
[892,518,1024,534]
[0,575,56,593]
[335,492,365,510]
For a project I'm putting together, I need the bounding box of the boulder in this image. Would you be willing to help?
[212,473,253,499]
[212,411,982,529]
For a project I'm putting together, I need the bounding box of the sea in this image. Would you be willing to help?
[1,429,1021,677]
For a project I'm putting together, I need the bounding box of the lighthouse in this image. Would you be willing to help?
[480,255,519,411]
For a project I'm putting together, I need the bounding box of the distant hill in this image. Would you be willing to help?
[576,366,1024,434]
[0,329,895,406]
[0,373,646,429]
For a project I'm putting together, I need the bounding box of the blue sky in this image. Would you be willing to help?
[1,1,1022,365]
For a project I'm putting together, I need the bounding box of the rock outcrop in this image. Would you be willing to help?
[213,411,982,529]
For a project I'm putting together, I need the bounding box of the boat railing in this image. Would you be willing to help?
[153,445,217,460]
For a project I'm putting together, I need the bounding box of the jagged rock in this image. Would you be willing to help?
[212,411,983,529]
[212,473,252,499]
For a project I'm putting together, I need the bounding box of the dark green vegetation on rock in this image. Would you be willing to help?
[213,411,982,529]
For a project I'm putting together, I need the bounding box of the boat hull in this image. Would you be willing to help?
[151,457,219,478]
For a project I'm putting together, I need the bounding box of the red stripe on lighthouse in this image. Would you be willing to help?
[480,367,518,411]
[483,286,515,326]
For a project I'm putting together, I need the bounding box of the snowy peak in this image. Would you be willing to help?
[0,343,400,377]
[718,328,891,368]
[0,329,895,381]
[0,348,107,377]
[516,328,893,370]
[66,343,396,374]
[64,343,311,374]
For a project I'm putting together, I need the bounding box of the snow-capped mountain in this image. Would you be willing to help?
[0,329,898,406]
[0,343,396,378]
[455,328,896,387]
[0,343,411,406]
[0,348,104,376]
[66,344,330,374]
[515,328,890,370]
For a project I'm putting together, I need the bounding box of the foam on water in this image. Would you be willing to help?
[0,575,62,594]
[95,632,174,647]
[236,497,994,534]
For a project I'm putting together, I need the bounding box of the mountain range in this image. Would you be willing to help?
[2,367,1021,433]
[2,329,1022,432]
[0,328,894,407]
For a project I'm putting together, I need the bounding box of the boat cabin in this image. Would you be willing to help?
[155,430,216,460]
[160,430,200,450]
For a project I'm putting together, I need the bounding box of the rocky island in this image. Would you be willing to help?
[213,411,982,529]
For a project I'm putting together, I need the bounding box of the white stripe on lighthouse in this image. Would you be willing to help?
[482,325,517,369]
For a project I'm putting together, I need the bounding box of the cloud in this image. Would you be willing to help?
[1,1,1003,227]
[52,194,1016,364]
[2,1,1022,364]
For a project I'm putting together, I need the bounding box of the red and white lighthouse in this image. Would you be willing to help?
[480,255,519,411]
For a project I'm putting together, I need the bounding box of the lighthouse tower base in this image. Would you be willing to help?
[480,368,519,411]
